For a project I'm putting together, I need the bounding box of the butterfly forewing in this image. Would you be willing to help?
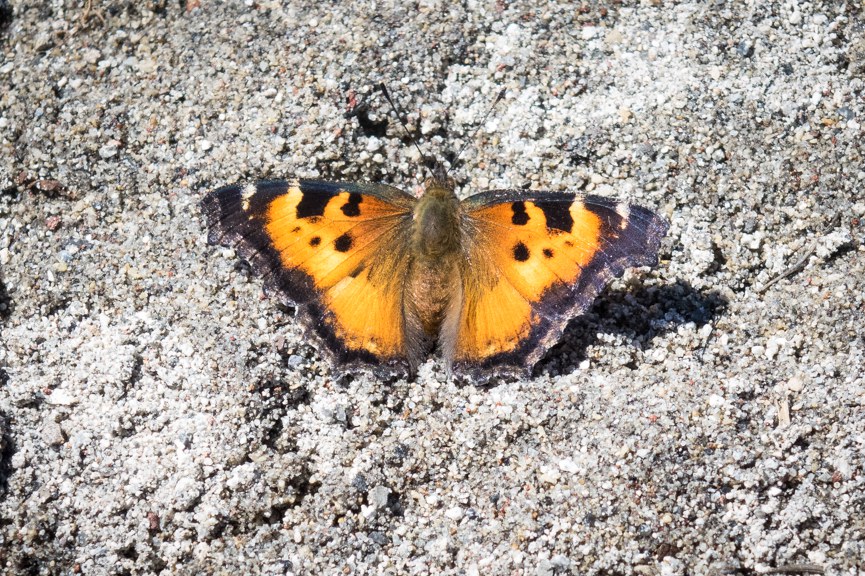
[454,190,668,376]
[202,179,417,373]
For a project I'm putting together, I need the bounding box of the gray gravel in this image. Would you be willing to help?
[1,1,864,575]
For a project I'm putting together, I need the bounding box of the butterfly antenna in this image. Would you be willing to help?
[450,88,506,175]
[378,83,433,179]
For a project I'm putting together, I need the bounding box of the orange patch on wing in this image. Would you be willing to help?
[456,277,535,360]
[259,184,410,357]
[566,201,605,264]
[469,200,602,304]
[265,186,404,289]
[324,268,404,356]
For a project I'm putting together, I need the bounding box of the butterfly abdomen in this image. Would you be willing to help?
[402,252,463,374]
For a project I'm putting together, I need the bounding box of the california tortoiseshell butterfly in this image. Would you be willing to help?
[202,94,668,380]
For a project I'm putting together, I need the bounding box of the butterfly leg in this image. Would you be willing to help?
[402,296,435,378]
[436,280,463,380]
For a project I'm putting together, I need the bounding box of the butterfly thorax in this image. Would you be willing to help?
[412,178,461,260]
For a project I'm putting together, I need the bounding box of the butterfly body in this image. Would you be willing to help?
[400,177,465,372]
[203,175,667,380]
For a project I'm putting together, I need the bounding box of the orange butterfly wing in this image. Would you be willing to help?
[202,179,416,374]
[455,191,668,377]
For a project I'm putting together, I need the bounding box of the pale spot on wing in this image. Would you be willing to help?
[241,183,256,211]
[615,203,630,230]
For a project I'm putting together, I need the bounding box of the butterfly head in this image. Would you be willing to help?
[422,160,457,196]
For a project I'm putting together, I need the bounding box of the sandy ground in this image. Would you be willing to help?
[1,1,864,575]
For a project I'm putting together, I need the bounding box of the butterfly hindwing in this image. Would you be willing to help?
[202,179,417,373]
[455,190,668,376]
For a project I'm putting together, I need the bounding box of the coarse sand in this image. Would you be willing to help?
[1,2,863,575]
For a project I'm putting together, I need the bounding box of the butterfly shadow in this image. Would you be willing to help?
[0,406,13,497]
[532,279,728,380]
[0,275,12,322]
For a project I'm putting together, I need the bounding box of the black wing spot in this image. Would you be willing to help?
[542,248,554,259]
[564,240,575,247]
[334,233,353,253]
[348,264,365,278]
[535,201,574,233]
[341,192,363,217]
[309,236,321,247]
[296,191,335,219]
[511,201,529,225]
[291,226,302,233]
[513,241,530,262]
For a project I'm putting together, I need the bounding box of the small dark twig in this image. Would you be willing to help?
[758,213,841,294]
[697,317,717,361]
[708,562,825,576]
[81,0,106,26]
[759,563,825,575]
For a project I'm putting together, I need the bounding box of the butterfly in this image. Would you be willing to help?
[202,163,668,380]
